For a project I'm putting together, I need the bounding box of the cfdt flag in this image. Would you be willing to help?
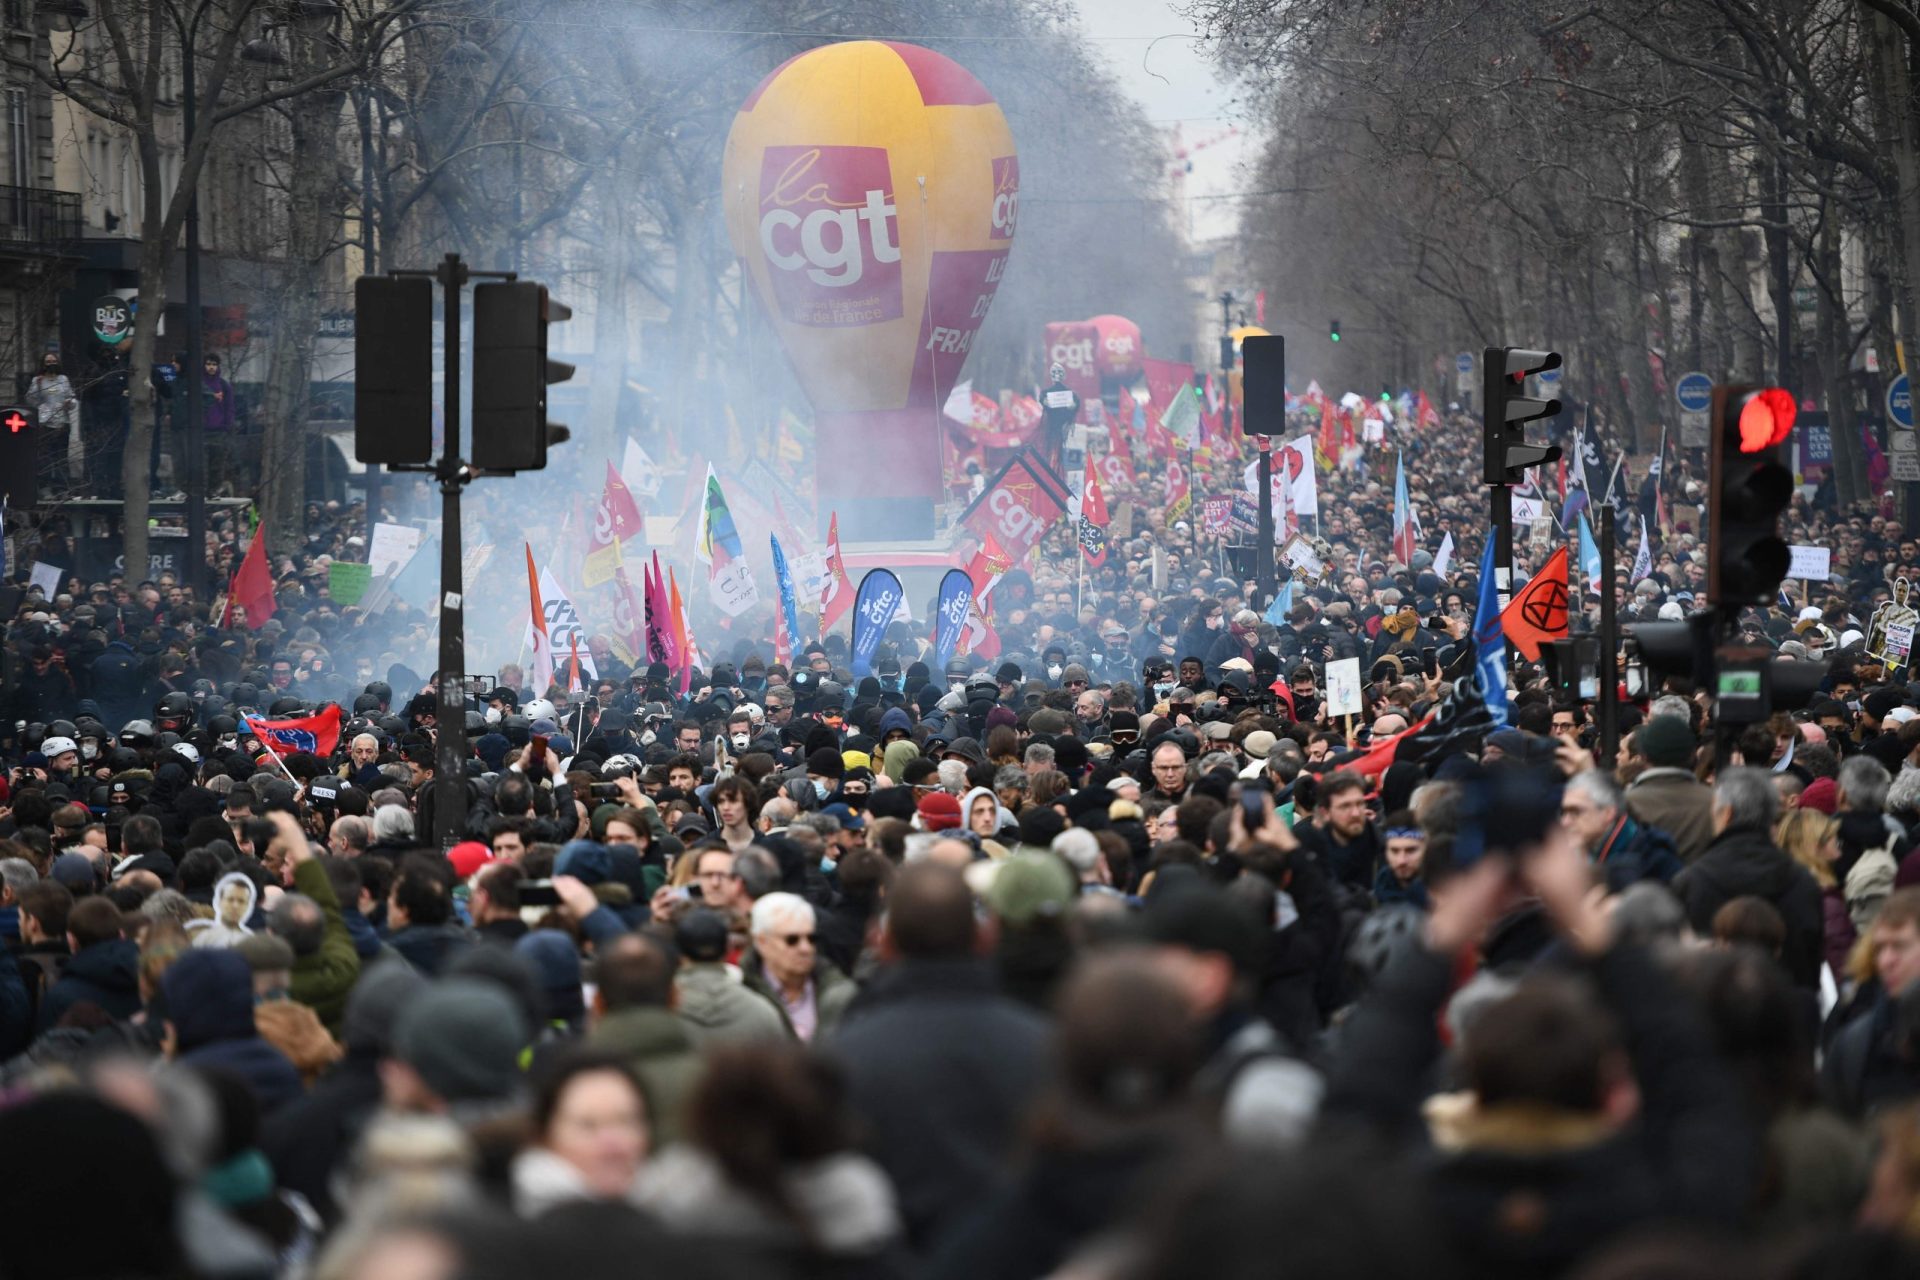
[932,568,974,671]
[770,533,802,667]
[849,569,904,678]
[1472,539,1511,728]
[243,705,342,758]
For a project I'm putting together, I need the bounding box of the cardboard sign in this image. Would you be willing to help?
[367,522,422,578]
[1200,496,1233,537]
[28,561,61,599]
[1281,534,1324,582]
[1787,545,1831,582]
[1325,657,1363,717]
[328,561,372,605]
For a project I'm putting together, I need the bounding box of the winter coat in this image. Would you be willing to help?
[586,1006,704,1147]
[0,947,29,1061]
[673,963,790,1046]
[1624,768,1716,862]
[511,1146,647,1219]
[8,664,76,724]
[635,1145,902,1259]
[825,956,1050,1252]
[384,921,472,976]
[1823,990,1920,1120]
[1673,827,1826,987]
[164,950,304,1115]
[742,950,857,1041]
[1590,814,1685,892]
[89,640,148,726]
[1323,942,1756,1280]
[259,1053,383,1224]
[1821,887,1857,980]
[286,859,360,1035]
[37,937,140,1031]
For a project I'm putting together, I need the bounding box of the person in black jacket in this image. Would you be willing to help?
[825,861,1050,1254]
[1673,767,1824,988]
[37,896,139,1031]
[1321,828,1757,1279]
[382,852,473,975]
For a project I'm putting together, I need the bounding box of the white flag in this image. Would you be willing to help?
[620,437,661,498]
[1630,516,1653,584]
[942,379,973,423]
[523,565,599,683]
[1433,531,1455,579]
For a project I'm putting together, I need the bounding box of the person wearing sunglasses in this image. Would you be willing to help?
[744,892,854,1042]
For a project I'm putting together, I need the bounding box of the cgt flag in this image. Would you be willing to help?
[583,461,645,588]
[820,512,855,634]
[1500,545,1569,662]
[1078,468,1109,567]
[932,568,974,671]
[243,705,342,758]
[849,568,904,679]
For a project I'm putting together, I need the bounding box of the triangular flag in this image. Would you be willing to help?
[1630,516,1653,584]
[1433,531,1455,579]
[1264,579,1294,626]
[525,544,553,695]
[1499,546,1569,662]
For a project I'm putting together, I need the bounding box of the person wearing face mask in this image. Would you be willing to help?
[876,655,905,695]
[725,710,754,755]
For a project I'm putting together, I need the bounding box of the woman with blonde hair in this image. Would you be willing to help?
[1777,807,1854,979]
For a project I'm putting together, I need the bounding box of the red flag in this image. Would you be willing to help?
[583,461,644,587]
[962,528,1015,596]
[1142,356,1195,416]
[1079,471,1110,568]
[1096,445,1135,490]
[231,522,276,628]
[669,568,691,694]
[1500,546,1570,661]
[567,633,583,695]
[610,566,646,668]
[1338,712,1438,782]
[243,705,342,758]
[820,512,855,633]
[1415,391,1441,431]
[1144,402,1176,458]
[525,544,553,695]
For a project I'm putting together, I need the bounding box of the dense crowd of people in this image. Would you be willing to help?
[2,392,1920,1280]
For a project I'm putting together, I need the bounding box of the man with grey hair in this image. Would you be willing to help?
[936,758,970,794]
[1051,827,1112,892]
[1836,756,1901,930]
[744,891,852,1041]
[1673,766,1823,987]
[1023,742,1056,777]
[1557,770,1683,891]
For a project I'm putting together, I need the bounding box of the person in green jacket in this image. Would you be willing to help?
[586,934,705,1146]
[263,812,361,1036]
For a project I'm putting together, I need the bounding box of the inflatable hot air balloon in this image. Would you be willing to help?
[723,41,1019,542]
[1088,314,1143,382]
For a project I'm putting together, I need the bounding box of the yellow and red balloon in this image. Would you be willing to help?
[723,40,1018,540]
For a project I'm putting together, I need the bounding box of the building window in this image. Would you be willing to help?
[7,89,27,191]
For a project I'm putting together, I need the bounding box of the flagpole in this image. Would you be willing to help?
[1598,504,1619,764]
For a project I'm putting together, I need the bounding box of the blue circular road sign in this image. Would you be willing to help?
[1674,371,1713,413]
[1890,373,1913,430]
[1455,352,1474,374]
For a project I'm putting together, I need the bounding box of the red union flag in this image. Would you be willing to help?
[243,705,342,759]
[1097,447,1135,490]
[1042,321,1100,402]
[989,155,1020,240]
[961,452,1069,560]
[757,145,903,327]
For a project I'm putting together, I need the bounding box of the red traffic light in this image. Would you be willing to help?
[2,409,27,434]
[1737,387,1795,453]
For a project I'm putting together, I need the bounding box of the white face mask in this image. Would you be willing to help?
[1047,664,1063,680]
[731,732,749,749]
[484,706,501,724]
[639,728,656,747]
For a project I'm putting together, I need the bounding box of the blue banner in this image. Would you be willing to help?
[1472,539,1510,728]
[770,533,801,653]
[849,568,904,678]
[932,569,974,671]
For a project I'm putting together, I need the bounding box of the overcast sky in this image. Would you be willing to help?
[1069,0,1256,242]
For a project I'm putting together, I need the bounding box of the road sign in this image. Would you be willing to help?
[1889,373,1913,430]
[1675,371,1712,447]
[1455,351,1474,394]
[1894,431,1920,482]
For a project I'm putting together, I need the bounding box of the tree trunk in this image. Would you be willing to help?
[1868,10,1920,367]
[1816,205,1863,509]
[584,153,631,456]
[260,50,349,556]
[119,234,171,583]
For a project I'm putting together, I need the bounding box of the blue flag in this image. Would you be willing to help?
[1472,539,1510,728]
[1264,579,1293,626]
[932,569,974,671]
[849,568,904,678]
[770,534,801,654]
[1576,514,1601,596]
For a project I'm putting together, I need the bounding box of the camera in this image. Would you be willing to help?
[588,782,621,800]
[519,880,561,907]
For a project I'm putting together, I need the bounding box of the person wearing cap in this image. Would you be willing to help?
[379,974,533,1116]
[671,907,789,1047]
[1622,715,1715,862]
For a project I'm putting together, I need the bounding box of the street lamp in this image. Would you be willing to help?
[34,0,88,33]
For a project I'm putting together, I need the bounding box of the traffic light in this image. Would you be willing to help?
[1328,318,1341,343]
[1482,347,1563,484]
[471,281,574,472]
[1707,385,1794,607]
[0,405,36,504]
[1625,616,1828,717]
[352,276,434,465]
[1240,334,1285,436]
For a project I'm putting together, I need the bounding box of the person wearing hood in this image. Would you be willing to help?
[161,948,305,1114]
[962,784,1016,844]
[1673,768,1824,989]
[36,895,140,1031]
[881,738,920,786]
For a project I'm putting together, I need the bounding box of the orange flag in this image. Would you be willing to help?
[1500,545,1569,661]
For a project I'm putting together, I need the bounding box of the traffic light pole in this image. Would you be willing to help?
[1490,482,1513,610]
[1256,441,1275,605]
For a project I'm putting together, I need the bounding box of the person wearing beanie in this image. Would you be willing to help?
[384,975,532,1111]
[262,960,427,1223]
[1624,715,1715,862]
[1799,777,1839,815]
[916,790,963,833]
[161,948,305,1115]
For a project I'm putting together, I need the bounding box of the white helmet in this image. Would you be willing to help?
[41,736,77,758]
[602,753,641,776]
[171,742,202,765]
[523,697,557,724]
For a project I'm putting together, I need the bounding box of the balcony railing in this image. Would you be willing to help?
[0,186,81,255]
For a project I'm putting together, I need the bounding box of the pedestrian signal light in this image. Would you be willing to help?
[0,405,34,504]
[1708,384,1794,606]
